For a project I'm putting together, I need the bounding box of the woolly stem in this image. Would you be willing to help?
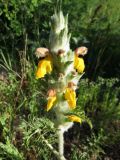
[58,128,66,160]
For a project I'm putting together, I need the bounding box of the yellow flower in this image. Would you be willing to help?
[74,55,85,73]
[67,115,82,123]
[47,96,57,111]
[36,55,53,79]
[64,88,76,109]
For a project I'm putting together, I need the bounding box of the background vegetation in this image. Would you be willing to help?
[0,0,120,159]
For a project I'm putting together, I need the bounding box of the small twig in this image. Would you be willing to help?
[14,75,24,108]
[41,134,66,160]
[29,129,66,160]
[41,135,60,157]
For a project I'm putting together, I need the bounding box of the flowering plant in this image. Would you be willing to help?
[35,4,90,160]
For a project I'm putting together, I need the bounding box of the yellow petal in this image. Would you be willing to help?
[64,88,76,109]
[67,115,82,123]
[36,67,46,79]
[36,55,53,79]
[47,96,57,111]
[74,55,85,73]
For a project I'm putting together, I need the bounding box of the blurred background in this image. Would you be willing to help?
[0,0,120,79]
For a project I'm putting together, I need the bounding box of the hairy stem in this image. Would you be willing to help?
[58,129,66,160]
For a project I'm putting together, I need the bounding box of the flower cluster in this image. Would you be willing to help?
[35,9,88,128]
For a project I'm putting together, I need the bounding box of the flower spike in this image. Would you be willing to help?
[35,4,90,159]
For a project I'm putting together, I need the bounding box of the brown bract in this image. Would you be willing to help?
[58,73,65,79]
[57,49,65,56]
[68,82,76,88]
[71,71,77,76]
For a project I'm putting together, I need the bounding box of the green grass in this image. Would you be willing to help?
[0,52,120,160]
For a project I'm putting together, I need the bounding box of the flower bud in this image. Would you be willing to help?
[68,82,76,88]
[75,46,88,56]
[47,89,56,97]
[57,49,65,57]
[35,48,49,58]
[58,73,65,79]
